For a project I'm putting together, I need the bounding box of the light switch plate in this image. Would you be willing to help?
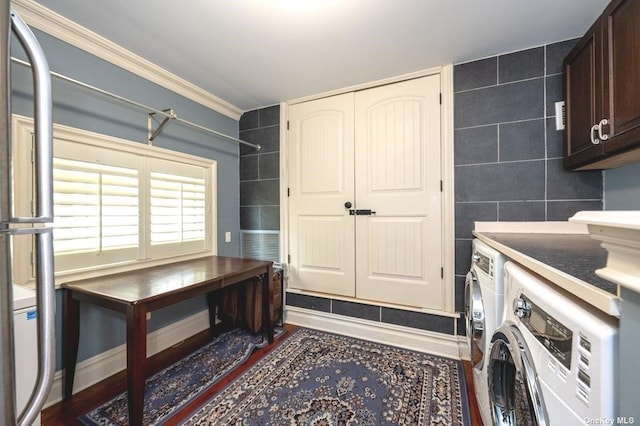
[225,232,231,242]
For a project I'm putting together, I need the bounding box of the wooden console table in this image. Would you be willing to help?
[61,256,274,425]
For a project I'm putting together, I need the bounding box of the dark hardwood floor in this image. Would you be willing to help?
[42,324,482,425]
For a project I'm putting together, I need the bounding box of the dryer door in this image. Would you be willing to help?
[465,271,485,370]
[487,324,548,426]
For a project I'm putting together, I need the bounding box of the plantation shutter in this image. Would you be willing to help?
[53,158,139,253]
[52,138,140,270]
[147,158,209,257]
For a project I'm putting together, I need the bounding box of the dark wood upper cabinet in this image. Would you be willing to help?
[564,20,602,170]
[564,0,640,170]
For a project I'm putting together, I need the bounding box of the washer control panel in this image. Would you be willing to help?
[517,294,573,370]
[473,251,493,278]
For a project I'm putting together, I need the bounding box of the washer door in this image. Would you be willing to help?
[487,324,548,426]
[465,270,486,370]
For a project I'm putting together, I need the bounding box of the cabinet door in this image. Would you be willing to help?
[354,76,443,310]
[287,93,356,297]
[563,20,604,170]
[601,0,640,156]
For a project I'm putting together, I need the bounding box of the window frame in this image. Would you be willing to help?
[12,114,217,287]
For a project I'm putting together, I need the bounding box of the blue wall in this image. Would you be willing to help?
[604,163,640,210]
[603,158,640,419]
[11,28,242,367]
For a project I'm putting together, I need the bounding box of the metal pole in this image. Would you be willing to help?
[10,10,56,426]
[0,0,18,423]
[11,57,261,150]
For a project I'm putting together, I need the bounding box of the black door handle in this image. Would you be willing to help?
[344,201,352,209]
[349,209,376,216]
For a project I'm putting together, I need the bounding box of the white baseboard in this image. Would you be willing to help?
[458,337,471,361]
[45,310,210,408]
[285,307,463,360]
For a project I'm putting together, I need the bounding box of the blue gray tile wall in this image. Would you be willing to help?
[239,105,281,232]
[453,39,604,334]
[287,294,457,335]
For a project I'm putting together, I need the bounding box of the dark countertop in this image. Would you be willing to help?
[481,233,616,295]
[473,230,620,316]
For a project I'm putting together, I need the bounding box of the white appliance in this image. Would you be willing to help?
[487,261,618,425]
[465,239,506,426]
[1,4,56,425]
[12,285,40,425]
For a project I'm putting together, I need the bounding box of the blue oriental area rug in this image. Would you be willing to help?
[79,328,283,425]
[183,328,470,425]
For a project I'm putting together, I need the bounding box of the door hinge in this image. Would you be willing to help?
[287,120,290,130]
[441,267,444,279]
[439,93,442,105]
[440,180,443,192]
[288,254,291,263]
[287,187,290,197]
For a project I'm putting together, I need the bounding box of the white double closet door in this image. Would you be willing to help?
[288,75,443,310]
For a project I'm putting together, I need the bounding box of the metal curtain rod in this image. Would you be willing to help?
[10,56,261,151]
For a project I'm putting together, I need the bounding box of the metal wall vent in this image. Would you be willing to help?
[240,230,280,262]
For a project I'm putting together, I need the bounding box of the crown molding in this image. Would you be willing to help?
[12,0,243,120]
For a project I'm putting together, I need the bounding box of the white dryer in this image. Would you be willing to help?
[465,239,506,426]
[487,261,618,425]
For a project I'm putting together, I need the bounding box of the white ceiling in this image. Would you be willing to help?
[36,0,608,112]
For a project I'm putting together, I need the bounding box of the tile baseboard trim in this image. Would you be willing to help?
[286,306,466,361]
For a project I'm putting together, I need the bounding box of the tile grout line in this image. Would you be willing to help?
[543,45,549,221]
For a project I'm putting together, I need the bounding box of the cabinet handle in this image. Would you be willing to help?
[597,119,609,142]
[590,124,601,145]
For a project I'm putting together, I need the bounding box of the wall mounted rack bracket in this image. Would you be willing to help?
[147,108,177,145]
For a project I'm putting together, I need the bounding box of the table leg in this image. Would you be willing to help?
[262,264,274,343]
[206,291,220,337]
[126,304,147,425]
[63,290,80,399]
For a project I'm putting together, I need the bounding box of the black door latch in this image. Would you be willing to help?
[349,209,376,216]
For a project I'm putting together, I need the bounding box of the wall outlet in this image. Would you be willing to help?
[225,232,232,243]
[146,312,151,320]
[555,101,565,130]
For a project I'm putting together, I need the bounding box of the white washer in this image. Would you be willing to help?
[465,239,506,426]
[487,262,618,425]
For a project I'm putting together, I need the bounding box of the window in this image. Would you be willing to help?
[146,158,209,258]
[53,158,140,254]
[12,115,217,284]
[52,140,141,271]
